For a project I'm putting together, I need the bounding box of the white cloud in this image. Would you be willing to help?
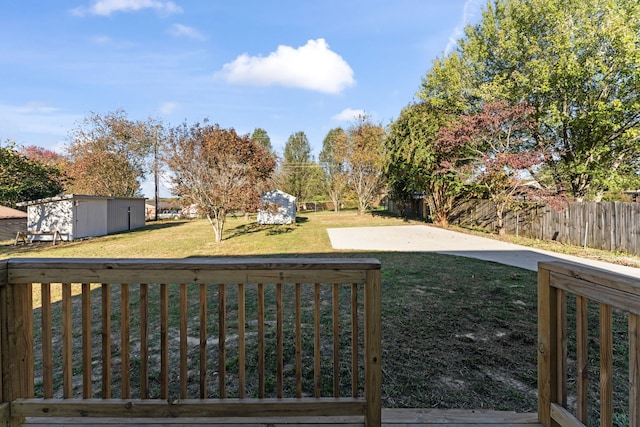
[445,0,483,54]
[332,108,366,122]
[71,0,183,17]
[158,101,179,115]
[215,38,355,94]
[168,24,206,41]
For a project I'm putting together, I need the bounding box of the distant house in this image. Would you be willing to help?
[257,190,296,225]
[146,200,180,220]
[0,205,27,241]
[18,195,145,242]
[145,200,199,219]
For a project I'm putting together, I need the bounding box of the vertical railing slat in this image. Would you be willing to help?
[81,283,92,399]
[120,284,130,399]
[600,304,613,427]
[333,283,340,397]
[576,295,589,423]
[101,284,111,399]
[41,283,53,398]
[295,283,302,398]
[257,283,265,398]
[314,283,321,398]
[364,269,382,427]
[199,284,207,399]
[139,283,149,399]
[180,283,188,399]
[630,312,640,427]
[62,283,72,398]
[218,284,226,398]
[276,283,283,398]
[351,283,359,398]
[556,289,567,407]
[238,283,246,399]
[160,283,169,400]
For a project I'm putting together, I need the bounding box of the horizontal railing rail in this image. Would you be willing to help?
[538,261,640,427]
[0,257,382,427]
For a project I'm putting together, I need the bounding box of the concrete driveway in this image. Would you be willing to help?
[327,225,640,278]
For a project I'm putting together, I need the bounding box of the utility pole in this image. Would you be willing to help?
[154,126,159,222]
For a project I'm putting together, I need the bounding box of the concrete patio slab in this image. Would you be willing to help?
[327,225,640,278]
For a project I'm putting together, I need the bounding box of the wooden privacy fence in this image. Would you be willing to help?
[538,261,640,427]
[0,258,382,427]
[450,200,640,256]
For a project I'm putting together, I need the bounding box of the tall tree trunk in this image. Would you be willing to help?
[206,212,225,243]
[495,204,506,235]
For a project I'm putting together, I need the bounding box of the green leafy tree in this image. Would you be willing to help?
[251,128,273,152]
[0,142,65,207]
[319,128,348,212]
[281,131,315,208]
[66,110,155,196]
[166,121,275,242]
[385,102,465,225]
[420,0,640,201]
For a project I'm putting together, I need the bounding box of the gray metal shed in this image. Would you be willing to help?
[258,190,296,225]
[19,195,145,242]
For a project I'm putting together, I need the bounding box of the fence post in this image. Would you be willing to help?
[537,263,558,427]
[364,269,382,427]
[0,260,34,427]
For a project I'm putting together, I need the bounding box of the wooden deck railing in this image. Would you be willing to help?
[538,261,640,427]
[0,257,382,427]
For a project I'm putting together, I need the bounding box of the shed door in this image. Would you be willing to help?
[75,201,91,239]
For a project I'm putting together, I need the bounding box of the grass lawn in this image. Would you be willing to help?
[0,211,630,420]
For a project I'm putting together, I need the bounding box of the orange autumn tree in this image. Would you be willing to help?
[166,121,276,242]
[66,110,154,196]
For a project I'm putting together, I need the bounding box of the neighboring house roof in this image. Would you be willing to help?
[0,205,27,219]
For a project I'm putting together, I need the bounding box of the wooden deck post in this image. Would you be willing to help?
[1,261,34,427]
[0,260,6,406]
[364,269,382,427]
[537,263,558,427]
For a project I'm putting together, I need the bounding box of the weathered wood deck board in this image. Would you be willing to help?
[20,409,542,426]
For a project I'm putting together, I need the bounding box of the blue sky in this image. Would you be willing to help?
[1,0,484,197]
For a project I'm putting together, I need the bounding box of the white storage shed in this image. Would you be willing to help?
[19,195,146,242]
[257,190,296,225]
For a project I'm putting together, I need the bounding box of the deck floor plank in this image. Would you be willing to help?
[20,409,542,427]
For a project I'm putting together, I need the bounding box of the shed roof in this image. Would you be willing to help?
[0,205,27,219]
[17,194,146,207]
[262,189,296,201]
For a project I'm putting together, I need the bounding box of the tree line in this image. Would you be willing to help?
[3,0,639,240]
[1,111,386,242]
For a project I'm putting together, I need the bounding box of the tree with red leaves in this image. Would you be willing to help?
[166,121,276,242]
[437,101,559,234]
[21,145,66,166]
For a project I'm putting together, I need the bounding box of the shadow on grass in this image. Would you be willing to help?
[370,209,423,223]
[226,222,298,240]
